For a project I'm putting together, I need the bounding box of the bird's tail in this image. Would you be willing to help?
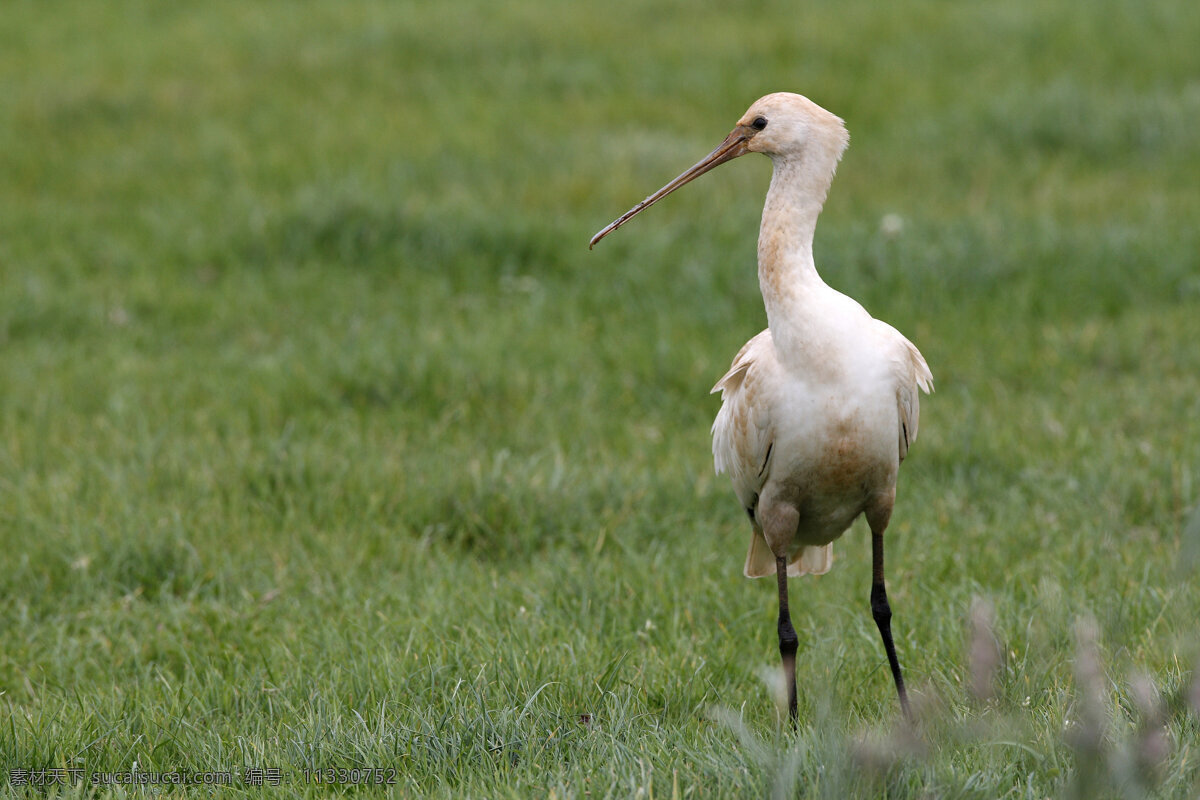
[744,531,834,578]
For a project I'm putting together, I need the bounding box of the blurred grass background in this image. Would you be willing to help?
[2,0,1199,796]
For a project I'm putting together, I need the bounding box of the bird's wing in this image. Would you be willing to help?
[710,330,776,514]
[711,331,833,579]
[885,325,934,462]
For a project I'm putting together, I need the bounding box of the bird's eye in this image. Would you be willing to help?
[751,116,768,131]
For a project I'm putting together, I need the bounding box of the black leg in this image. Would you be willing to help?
[871,532,911,721]
[776,555,799,725]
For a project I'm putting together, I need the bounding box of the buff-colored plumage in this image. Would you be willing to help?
[709,93,932,579]
[590,92,930,722]
[711,314,932,578]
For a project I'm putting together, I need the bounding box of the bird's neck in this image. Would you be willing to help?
[757,155,837,359]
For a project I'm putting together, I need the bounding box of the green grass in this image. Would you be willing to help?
[2,0,1200,796]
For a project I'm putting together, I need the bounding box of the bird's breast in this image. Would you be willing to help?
[765,386,899,540]
[778,400,894,484]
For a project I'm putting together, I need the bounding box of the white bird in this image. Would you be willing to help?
[591,93,932,722]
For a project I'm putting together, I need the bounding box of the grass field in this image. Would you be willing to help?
[3,0,1200,796]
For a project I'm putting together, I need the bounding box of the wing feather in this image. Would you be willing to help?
[711,330,775,514]
[892,334,934,462]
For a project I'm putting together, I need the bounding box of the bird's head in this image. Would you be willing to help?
[590,93,849,248]
[738,92,849,162]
